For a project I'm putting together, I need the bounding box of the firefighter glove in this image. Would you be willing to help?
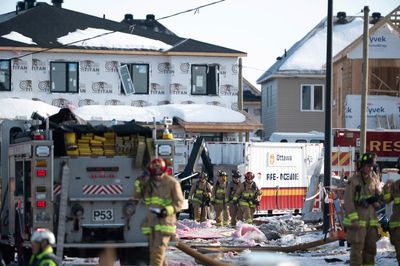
[366,195,380,205]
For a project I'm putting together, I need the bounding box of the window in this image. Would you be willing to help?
[265,85,272,107]
[191,64,218,95]
[0,59,11,91]
[50,62,79,93]
[121,63,149,94]
[301,84,324,111]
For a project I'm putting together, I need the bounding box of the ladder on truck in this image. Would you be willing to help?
[56,162,70,258]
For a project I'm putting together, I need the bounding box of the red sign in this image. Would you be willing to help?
[334,129,400,158]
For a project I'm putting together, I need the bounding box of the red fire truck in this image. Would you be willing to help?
[333,128,400,168]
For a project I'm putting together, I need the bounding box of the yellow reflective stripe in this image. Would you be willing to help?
[192,198,202,203]
[394,197,400,205]
[144,197,172,206]
[359,220,367,227]
[239,201,250,206]
[348,212,359,221]
[142,227,151,235]
[214,199,224,203]
[216,188,225,193]
[389,221,400,229]
[370,219,379,227]
[243,192,253,198]
[343,218,352,226]
[165,205,174,216]
[155,224,176,234]
[232,196,238,201]
[383,193,391,201]
[195,189,204,194]
[134,179,141,193]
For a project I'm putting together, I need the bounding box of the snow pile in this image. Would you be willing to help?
[1,31,37,45]
[72,104,246,123]
[0,98,60,120]
[258,214,309,240]
[57,27,171,51]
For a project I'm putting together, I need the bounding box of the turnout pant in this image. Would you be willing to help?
[346,226,378,266]
[240,205,254,224]
[214,203,229,226]
[228,203,241,226]
[148,231,171,266]
[192,203,208,222]
[389,227,400,265]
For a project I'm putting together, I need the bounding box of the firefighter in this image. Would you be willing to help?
[29,228,61,266]
[382,179,400,263]
[225,170,242,227]
[211,170,230,226]
[188,172,212,222]
[233,171,261,224]
[343,152,382,266]
[136,158,184,266]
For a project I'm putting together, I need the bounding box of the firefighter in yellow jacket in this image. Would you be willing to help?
[225,170,242,227]
[134,158,184,266]
[382,177,400,264]
[188,172,212,222]
[211,170,230,226]
[233,171,261,224]
[343,153,381,266]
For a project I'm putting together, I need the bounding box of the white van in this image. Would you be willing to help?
[268,131,324,144]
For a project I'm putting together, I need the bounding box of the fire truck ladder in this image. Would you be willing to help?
[178,137,214,180]
[56,162,70,259]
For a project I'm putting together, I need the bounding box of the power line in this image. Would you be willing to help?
[7,0,227,60]
[158,0,226,20]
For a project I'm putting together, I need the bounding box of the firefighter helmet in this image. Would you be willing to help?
[218,170,227,177]
[232,170,241,178]
[244,171,255,180]
[148,158,167,175]
[199,172,208,179]
[360,152,374,166]
[31,228,56,245]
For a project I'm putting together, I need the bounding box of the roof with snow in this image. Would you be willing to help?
[257,15,366,83]
[0,98,60,120]
[0,3,245,55]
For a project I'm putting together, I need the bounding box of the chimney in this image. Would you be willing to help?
[370,12,381,24]
[124,14,134,23]
[146,14,155,21]
[52,0,63,8]
[16,1,25,13]
[336,12,347,24]
[24,0,36,9]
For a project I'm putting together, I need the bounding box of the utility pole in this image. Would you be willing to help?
[323,0,333,235]
[360,6,370,155]
[238,58,243,142]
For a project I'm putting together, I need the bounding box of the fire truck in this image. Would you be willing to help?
[0,112,175,265]
[333,128,400,168]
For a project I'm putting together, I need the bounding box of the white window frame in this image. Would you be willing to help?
[300,84,324,112]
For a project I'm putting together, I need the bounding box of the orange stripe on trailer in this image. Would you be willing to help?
[261,188,307,196]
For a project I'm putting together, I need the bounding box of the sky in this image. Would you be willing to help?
[1,0,399,89]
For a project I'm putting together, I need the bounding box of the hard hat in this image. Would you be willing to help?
[148,158,167,175]
[218,170,227,177]
[199,172,208,179]
[232,170,241,178]
[360,152,374,166]
[31,228,56,245]
[244,171,255,180]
